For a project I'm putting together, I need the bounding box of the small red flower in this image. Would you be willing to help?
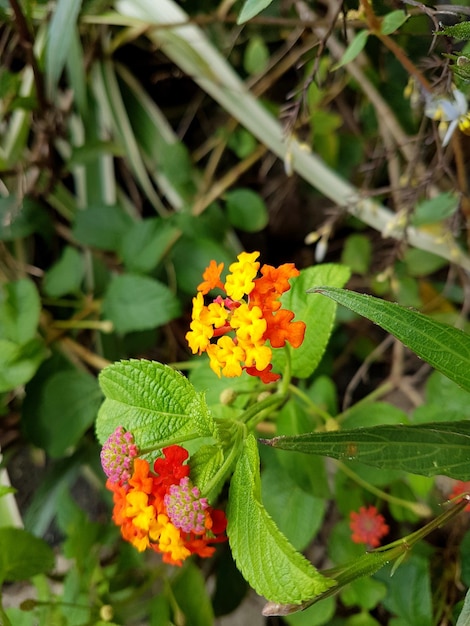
[449,481,470,511]
[349,505,389,548]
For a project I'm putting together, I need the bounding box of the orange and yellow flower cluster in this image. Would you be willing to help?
[101,427,227,566]
[186,251,306,383]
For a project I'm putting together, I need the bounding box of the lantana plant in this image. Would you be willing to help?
[96,251,470,616]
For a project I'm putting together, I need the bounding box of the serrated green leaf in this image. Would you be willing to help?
[45,0,82,96]
[380,10,408,35]
[438,22,470,41]
[102,274,181,334]
[265,420,470,480]
[311,287,470,392]
[237,0,273,24]
[96,360,218,452]
[272,264,350,378]
[227,435,336,604]
[0,279,41,343]
[0,527,54,583]
[189,444,225,502]
[332,31,369,70]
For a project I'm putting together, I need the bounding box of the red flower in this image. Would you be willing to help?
[449,481,470,511]
[153,445,190,493]
[349,505,389,548]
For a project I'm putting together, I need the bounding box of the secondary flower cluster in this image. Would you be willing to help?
[101,427,227,566]
[186,251,306,383]
[349,505,390,548]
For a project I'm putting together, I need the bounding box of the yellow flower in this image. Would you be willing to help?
[206,301,229,328]
[186,319,213,354]
[206,336,245,378]
[231,303,266,342]
[125,491,155,532]
[224,251,260,300]
[237,335,272,371]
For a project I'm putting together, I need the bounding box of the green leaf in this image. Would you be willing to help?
[169,237,234,295]
[264,420,470,480]
[43,246,84,297]
[380,10,409,35]
[172,563,214,626]
[272,264,350,378]
[45,0,82,96]
[225,189,269,232]
[261,460,326,551]
[376,555,432,626]
[341,234,372,275]
[0,279,41,343]
[96,360,217,452]
[456,588,470,626]
[227,435,336,604]
[22,370,103,458]
[332,31,369,70]
[102,274,181,334]
[65,27,87,115]
[411,192,458,226]
[0,527,54,583]
[282,596,335,626]
[237,0,274,24]
[119,218,179,274]
[0,338,47,392]
[0,196,51,241]
[72,204,134,251]
[311,287,470,392]
[244,36,270,75]
[438,22,470,41]
[189,444,225,502]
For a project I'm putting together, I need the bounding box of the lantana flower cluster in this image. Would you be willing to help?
[101,426,227,566]
[186,251,306,383]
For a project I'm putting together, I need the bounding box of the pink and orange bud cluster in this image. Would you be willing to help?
[349,505,390,548]
[185,251,306,383]
[102,428,227,566]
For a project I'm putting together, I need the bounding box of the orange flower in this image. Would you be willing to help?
[185,251,305,383]
[197,260,225,295]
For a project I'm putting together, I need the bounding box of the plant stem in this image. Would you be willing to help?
[337,461,431,517]
[288,384,332,424]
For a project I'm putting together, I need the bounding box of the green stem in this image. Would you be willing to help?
[200,422,246,500]
[288,384,332,424]
[242,393,287,431]
[139,430,209,454]
[278,346,292,396]
[337,461,431,517]
[336,380,395,425]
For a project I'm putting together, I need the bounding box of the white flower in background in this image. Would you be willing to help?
[424,88,470,146]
